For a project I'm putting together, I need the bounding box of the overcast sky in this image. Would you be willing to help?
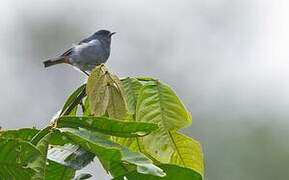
[1,0,289,128]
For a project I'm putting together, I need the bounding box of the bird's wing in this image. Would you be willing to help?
[60,35,94,57]
[60,47,73,57]
[78,32,97,44]
[78,37,92,44]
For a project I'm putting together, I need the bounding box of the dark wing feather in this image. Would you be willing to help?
[78,36,93,44]
[60,47,73,57]
[60,34,94,57]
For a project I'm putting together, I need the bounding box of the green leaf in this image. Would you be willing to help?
[113,164,202,180]
[121,77,143,114]
[60,128,165,177]
[0,128,39,141]
[169,132,204,177]
[29,132,52,180]
[61,84,86,116]
[46,160,75,180]
[83,97,91,116]
[136,81,191,130]
[135,80,203,177]
[135,76,156,82]
[0,128,67,179]
[47,144,94,170]
[98,158,135,177]
[57,116,158,137]
[136,81,192,162]
[29,128,78,180]
[69,105,79,116]
[31,126,52,146]
[48,129,71,146]
[0,138,42,179]
[112,136,140,151]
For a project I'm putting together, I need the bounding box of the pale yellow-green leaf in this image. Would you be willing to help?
[135,80,195,166]
[107,74,127,119]
[169,132,204,177]
[136,81,191,130]
[141,130,174,163]
[86,65,128,118]
[110,74,127,99]
[86,65,107,88]
[112,75,129,113]
[106,83,127,119]
[87,73,110,116]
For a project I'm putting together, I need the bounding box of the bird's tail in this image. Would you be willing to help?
[43,57,67,68]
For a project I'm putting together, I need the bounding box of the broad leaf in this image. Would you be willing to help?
[136,81,191,162]
[107,85,127,119]
[91,74,109,117]
[29,132,52,180]
[0,128,39,141]
[121,77,143,114]
[60,128,165,177]
[169,132,204,177]
[113,164,202,180]
[61,84,86,116]
[57,116,158,137]
[46,160,75,180]
[136,81,191,130]
[0,128,66,179]
[87,65,128,119]
[86,68,110,116]
[31,127,53,146]
[0,138,41,179]
[86,65,107,89]
[112,136,140,151]
[107,74,128,119]
[135,76,156,82]
[135,80,203,177]
[98,158,135,177]
[48,130,71,146]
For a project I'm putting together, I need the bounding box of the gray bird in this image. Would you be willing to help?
[43,30,116,75]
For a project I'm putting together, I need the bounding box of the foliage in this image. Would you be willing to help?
[0,65,204,179]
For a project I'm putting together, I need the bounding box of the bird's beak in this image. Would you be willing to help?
[109,32,116,37]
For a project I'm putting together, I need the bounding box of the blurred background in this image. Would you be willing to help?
[1,0,289,179]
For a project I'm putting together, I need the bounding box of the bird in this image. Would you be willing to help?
[43,30,116,75]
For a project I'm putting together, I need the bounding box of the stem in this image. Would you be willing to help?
[30,126,53,145]
[62,89,86,116]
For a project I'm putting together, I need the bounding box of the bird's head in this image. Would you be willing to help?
[91,30,116,46]
[93,30,116,39]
